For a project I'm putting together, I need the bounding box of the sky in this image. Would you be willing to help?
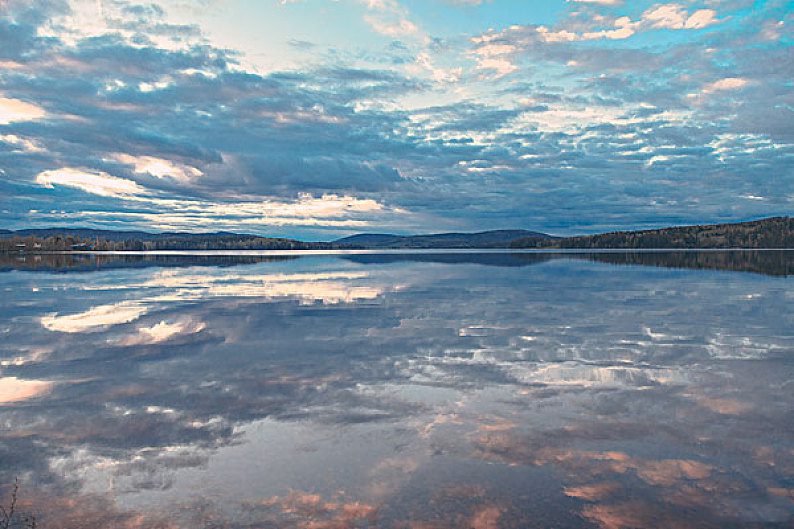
[0,0,791,238]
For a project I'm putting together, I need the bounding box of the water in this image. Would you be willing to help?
[0,251,792,528]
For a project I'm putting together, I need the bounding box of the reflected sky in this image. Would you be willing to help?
[0,252,792,528]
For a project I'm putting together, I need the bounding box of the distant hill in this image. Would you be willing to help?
[0,227,551,251]
[1,218,791,251]
[2,228,255,242]
[511,217,793,249]
[332,233,403,247]
[334,230,554,249]
[0,228,330,251]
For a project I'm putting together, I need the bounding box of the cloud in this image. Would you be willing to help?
[468,43,518,78]
[0,0,791,237]
[41,301,151,333]
[0,377,53,404]
[701,77,750,93]
[252,491,377,527]
[364,14,420,38]
[564,482,621,501]
[362,0,424,40]
[278,0,426,40]
[642,4,720,30]
[32,164,403,231]
[408,52,462,83]
[687,77,751,100]
[87,193,395,230]
[41,269,385,334]
[0,96,46,124]
[3,251,793,527]
[114,318,207,346]
[536,22,637,42]
[531,4,720,44]
[0,133,44,152]
[110,153,203,182]
[35,168,148,197]
[683,8,721,29]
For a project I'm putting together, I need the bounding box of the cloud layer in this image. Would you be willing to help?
[0,0,791,236]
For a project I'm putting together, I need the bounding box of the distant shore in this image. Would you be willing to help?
[1,216,791,252]
[16,247,794,255]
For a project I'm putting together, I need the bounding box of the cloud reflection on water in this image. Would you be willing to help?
[0,252,792,527]
[39,269,384,334]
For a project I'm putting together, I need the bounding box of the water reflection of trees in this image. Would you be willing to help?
[345,251,794,276]
[578,250,794,276]
[0,254,299,273]
[2,250,792,276]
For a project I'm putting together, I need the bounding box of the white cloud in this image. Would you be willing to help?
[512,104,693,134]
[36,167,146,197]
[0,97,46,124]
[473,57,518,77]
[363,14,420,37]
[642,4,720,30]
[688,77,751,99]
[182,193,386,223]
[0,134,44,153]
[34,165,401,229]
[361,0,424,39]
[702,77,750,93]
[0,60,24,70]
[525,3,720,44]
[36,168,147,197]
[684,9,720,29]
[536,15,639,42]
[469,43,518,78]
[110,153,203,182]
[0,377,53,404]
[138,80,172,93]
[643,3,689,28]
[39,0,202,51]
[408,52,462,83]
[472,43,517,56]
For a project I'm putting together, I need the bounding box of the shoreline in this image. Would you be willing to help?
[3,247,793,256]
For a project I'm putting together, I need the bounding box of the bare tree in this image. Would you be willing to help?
[1,479,35,529]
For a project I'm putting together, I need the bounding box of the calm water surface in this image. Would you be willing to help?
[1,251,792,528]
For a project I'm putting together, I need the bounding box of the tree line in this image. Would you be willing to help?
[511,217,793,249]
[0,234,331,252]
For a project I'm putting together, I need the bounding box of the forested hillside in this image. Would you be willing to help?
[512,217,793,249]
[0,233,330,252]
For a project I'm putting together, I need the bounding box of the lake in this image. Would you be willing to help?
[1,251,792,528]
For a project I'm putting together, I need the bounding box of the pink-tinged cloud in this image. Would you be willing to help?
[0,377,53,404]
[0,97,45,124]
[36,168,147,198]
